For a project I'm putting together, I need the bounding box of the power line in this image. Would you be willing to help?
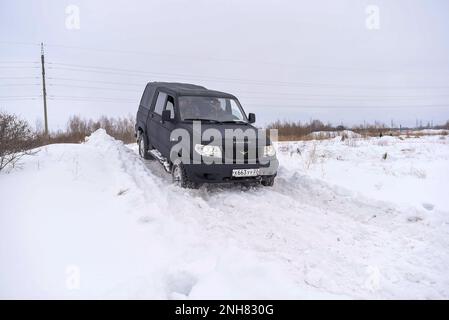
[2,41,449,112]
[48,98,134,104]
[0,99,39,102]
[46,62,449,91]
[0,61,39,64]
[0,83,40,87]
[0,76,40,80]
[42,78,449,101]
[3,68,444,104]
[44,43,363,71]
[0,66,40,69]
[0,41,40,46]
[238,93,449,100]
[45,94,449,109]
[42,75,449,100]
[47,76,143,87]
[41,42,449,75]
[47,83,141,92]
[48,95,135,101]
[2,40,449,79]
[43,84,449,102]
[246,103,449,109]
[0,95,41,98]
[0,95,41,101]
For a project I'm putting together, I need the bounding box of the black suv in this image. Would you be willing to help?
[135,82,279,188]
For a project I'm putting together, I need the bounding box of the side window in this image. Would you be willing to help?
[140,86,149,108]
[230,100,244,120]
[165,96,175,119]
[154,92,167,115]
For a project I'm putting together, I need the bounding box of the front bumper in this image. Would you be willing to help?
[184,159,279,183]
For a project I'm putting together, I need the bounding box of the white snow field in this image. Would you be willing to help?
[1,129,448,299]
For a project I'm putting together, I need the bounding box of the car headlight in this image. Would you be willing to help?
[195,144,222,158]
[263,145,276,157]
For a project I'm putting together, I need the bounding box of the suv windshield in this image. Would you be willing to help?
[178,96,247,123]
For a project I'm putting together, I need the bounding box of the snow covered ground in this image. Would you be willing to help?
[1,130,448,299]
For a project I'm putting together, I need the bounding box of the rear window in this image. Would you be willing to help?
[140,84,155,108]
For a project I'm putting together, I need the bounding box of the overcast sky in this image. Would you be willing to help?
[1,0,449,129]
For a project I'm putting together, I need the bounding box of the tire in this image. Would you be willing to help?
[172,162,199,189]
[137,131,153,160]
[261,176,275,187]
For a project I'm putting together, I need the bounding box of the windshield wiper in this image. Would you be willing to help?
[219,120,248,124]
[183,118,222,123]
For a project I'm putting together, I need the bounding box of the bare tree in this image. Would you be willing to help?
[0,112,38,172]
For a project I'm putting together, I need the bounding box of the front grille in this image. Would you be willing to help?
[222,140,260,164]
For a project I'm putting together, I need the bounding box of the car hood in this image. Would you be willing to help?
[175,122,270,144]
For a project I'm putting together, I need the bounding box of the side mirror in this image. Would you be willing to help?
[248,113,256,124]
[162,110,172,122]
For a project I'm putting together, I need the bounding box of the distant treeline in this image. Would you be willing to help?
[2,110,449,147]
[38,115,136,145]
[3,111,447,172]
[266,119,449,140]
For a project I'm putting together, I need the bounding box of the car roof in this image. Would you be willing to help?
[146,82,237,99]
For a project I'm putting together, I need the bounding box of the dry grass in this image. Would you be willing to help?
[37,115,136,146]
[267,119,335,141]
[304,143,318,169]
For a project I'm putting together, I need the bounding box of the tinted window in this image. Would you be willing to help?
[178,96,247,122]
[154,92,167,115]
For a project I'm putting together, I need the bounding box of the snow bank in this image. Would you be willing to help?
[1,129,448,299]
[411,129,448,135]
[276,134,449,211]
[307,130,362,140]
[0,129,339,299]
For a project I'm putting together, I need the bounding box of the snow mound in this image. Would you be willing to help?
[0,130,343,299]
[1,131,448,299]
[411,129,448,135]
[85,128,121,147]
[308,130,362,140]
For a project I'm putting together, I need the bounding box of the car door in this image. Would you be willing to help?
[148,91,167,153]
[148,91,177,159]
[159,95,177,159]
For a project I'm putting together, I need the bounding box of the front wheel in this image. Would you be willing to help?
[172,163,199,189]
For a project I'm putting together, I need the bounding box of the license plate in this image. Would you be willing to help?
[232,169,260,177]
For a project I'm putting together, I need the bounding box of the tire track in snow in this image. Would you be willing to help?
[120,140,449,299]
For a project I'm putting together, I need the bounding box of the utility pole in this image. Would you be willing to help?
[40,42,49,136]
